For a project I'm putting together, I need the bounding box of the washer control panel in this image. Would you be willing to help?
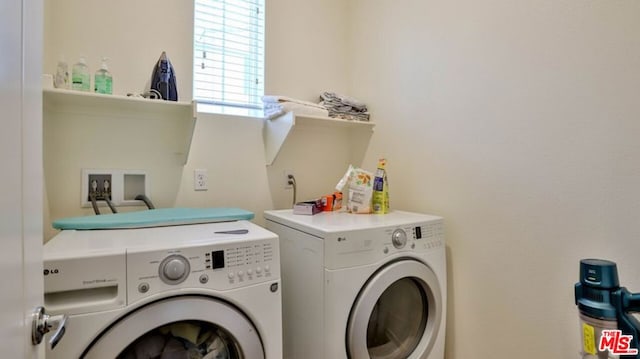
[208,242,276,285]
[126,237,279,304]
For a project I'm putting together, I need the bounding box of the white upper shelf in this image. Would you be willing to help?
[263,111,375,165]
[43,88,195,117]
[43,88,197,165]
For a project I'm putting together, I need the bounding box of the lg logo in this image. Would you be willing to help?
[43,269,60,276]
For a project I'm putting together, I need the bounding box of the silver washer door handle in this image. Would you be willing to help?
[48,313,67,349]
[31,306,68,349]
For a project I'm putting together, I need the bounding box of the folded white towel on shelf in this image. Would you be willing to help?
[262,95,329,120]
[262,95,326,109]
[263,103,286,120]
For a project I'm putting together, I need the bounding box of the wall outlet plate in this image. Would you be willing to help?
[194,169,208,191]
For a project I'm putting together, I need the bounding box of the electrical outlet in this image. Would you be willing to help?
[194,169,208,191]
[284,170,294,189]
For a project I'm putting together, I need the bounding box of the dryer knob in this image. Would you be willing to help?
[392,229,407,249]
[159,255,190,284]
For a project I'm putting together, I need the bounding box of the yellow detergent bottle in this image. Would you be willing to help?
[372,158,389,214]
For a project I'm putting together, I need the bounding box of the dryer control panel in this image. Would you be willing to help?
[126,237,280,305]
[324,219,444,270]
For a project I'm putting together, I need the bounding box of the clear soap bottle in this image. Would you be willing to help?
[71,56,90,92]
[94,57,112,94]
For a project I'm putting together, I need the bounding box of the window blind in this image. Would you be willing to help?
[194,0,265,109]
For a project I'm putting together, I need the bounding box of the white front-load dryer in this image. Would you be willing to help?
[43,220,282,359]
[265,209,446,359]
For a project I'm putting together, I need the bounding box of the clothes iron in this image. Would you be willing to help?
[575,259,640,358]
[150,51,178,101]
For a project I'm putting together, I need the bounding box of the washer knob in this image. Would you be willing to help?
[392,229,407,249]
[159,255,190,285]
[164,259,186,280]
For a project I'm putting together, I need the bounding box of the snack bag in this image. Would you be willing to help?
[336,165,374,214]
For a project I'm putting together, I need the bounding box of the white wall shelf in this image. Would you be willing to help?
[43,88,197,165]
[263,111,375,165]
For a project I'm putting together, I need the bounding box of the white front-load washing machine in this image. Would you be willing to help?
[43,219,282,358]
[264,209,446,359]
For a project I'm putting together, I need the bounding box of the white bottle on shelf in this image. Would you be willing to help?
[71,56,90,92]
[94,57,112,94]
[53,55,69,89]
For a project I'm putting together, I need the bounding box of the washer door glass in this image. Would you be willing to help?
[117,320,241,359]
[347,260,442,359]
[83,296,264,359]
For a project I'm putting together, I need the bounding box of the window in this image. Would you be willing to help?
[194,0,265,109]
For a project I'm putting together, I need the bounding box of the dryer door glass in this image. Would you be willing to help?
[366,278,427,358]
[347,260,442,359]
[82,296,265,359]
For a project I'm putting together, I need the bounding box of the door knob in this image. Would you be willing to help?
[31,306,68,349]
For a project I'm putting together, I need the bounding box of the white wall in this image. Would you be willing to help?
[43,0,640,357]
[174,113,274,224]
[42,0,354,238]
[264,0,350,101]
[263,0,365,211]
[348,0,640,358]
[44,0,194,100]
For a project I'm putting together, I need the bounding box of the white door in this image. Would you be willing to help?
[0,0,45,357]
